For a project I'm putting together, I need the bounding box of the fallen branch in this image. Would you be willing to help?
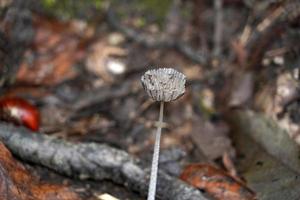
[0,123,208,200]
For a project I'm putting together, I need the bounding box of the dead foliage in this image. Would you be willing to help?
[180,164,256,200]
[0,142,80,200]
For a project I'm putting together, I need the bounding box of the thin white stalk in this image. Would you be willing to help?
[147,101,164,200]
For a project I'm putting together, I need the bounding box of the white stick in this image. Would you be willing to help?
[147,101,164,200]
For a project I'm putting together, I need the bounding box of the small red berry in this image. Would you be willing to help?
[0,97,40,131]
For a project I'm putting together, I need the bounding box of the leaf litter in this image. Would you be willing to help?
[3,1,300,199]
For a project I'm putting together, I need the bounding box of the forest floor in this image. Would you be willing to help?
[1,1,300,200]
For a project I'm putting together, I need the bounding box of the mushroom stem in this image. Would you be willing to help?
[147,101,164,200]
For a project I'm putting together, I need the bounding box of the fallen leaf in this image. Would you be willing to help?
[189,116,235,160]
[222,151,239,179]
[180,163,256,200]
[17,14,91,86]
[255,72,300,145]
[97,193,119,200]
[229,71,254,107]
[229,110,300,173]
[85,39,127,82]
[107,32,126,46]
[228,110,300,200]
[0,142,80,200]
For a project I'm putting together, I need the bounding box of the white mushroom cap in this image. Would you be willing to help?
[141,68,186,102]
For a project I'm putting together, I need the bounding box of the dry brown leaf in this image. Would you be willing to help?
[255,72,300,144]
[0,142,81,200]
[229,71,254,107]
[190,116,235,160]
[85,39,127,83]
[275,72,299,113]
[180,164,256,200]
[17,14,91,86]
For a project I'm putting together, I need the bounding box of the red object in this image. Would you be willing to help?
[180,164,256,200]
[0,97,40,131]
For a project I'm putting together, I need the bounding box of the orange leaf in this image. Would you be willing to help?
[0,142,81,200]
[180,164,256,200]
[17,14,90,86]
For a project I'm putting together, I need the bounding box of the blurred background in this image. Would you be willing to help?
[1,0,300,199]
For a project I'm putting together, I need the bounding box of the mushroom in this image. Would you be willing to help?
[141,68,186,200]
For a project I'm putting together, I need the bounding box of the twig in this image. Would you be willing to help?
[191,0,208,55]
[213,0,223,59]
[242,1,300,69]
[0,123,208,200]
